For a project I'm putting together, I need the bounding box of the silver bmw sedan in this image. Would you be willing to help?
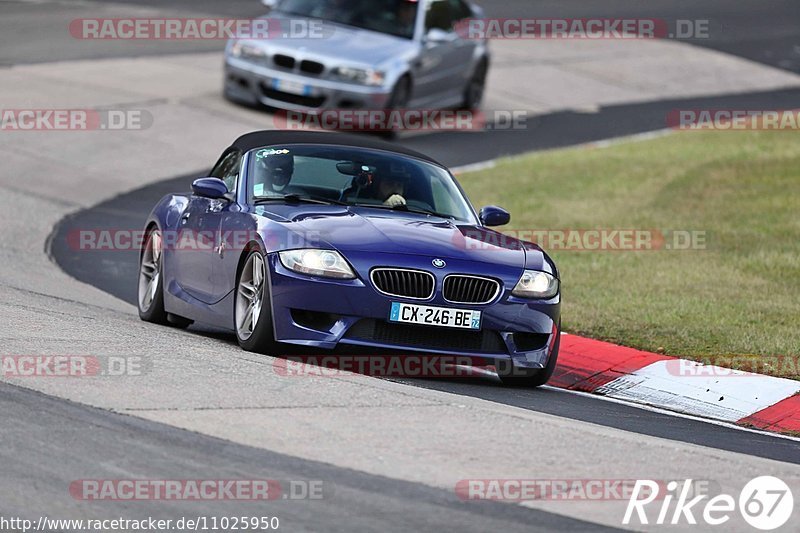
[224,0,490,113]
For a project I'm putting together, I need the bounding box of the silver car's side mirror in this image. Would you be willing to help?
[424,28,453,44]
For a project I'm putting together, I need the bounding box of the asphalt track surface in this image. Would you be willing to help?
[3,382,619,532]
[5,0,800,530]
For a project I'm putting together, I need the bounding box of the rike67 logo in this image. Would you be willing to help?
[624,476,794,530]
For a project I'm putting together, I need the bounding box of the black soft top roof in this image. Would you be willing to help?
[229,130,443,166]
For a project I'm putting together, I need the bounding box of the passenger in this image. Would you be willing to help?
[254,149,295,194]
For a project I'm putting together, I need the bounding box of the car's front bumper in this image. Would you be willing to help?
[266,253,560,370]
[224,57,393,113]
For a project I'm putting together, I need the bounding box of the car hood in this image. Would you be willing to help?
[259,206,547,271]
[252,13,416,66]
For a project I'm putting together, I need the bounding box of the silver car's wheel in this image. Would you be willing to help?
[236,252,265,341]
[462,60,488,110]
[138,230,162,313]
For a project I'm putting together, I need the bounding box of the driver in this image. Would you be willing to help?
[374,173,406,207]
[340,161,411,206]
[255,148,295,194]
[314,0,358,24]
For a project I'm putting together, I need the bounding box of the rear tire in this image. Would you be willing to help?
[497,327,560,388]
[235,249,281,354]
[137,228,193,328]
[138,229,169,324]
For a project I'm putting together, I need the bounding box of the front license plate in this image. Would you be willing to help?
[272,78,310,96]
[389,302,481,330]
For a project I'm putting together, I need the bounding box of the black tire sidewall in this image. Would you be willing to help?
[463,60,488,110]
[138,230,168,324]
[236,249,279,354]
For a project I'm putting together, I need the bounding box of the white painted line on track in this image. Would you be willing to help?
[450,128,675,176]
[596,360,800,422]
[454,364,800,441]
[544,385,800,443]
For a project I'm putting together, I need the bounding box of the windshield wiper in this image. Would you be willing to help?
[353,203,455,219]
[254,194,348,206]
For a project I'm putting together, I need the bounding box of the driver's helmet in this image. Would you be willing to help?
[376,161,412,189]
[255,148,294,191]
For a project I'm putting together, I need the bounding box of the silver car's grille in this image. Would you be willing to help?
[371,268,435,300]
[271,54,325,76]
[443,275,500,304]
[273,54,295,69]
[300,60,324,75]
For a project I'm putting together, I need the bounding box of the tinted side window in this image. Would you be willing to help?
[425,0,455,31]
[450,0,472,22]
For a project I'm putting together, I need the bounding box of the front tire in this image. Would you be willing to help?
[379,76,411,139]
[461,59,488,110]
[235,249,281,354]
[497,327,560,388]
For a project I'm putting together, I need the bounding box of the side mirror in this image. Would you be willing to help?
[479,206,510,227]
[261,0,279,11]
[424,28,453,44]
[192,178,229,200]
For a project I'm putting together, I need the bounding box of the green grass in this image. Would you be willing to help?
[460,130,800,378]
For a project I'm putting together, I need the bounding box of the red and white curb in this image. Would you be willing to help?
[551,335,800,435]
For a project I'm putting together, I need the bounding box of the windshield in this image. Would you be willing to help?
[247,144,477,223]
[277,0,419,39]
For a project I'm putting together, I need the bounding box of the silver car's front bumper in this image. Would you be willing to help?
[224,57,393,113]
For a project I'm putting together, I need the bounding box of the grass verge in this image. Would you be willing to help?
[460,130,800,378]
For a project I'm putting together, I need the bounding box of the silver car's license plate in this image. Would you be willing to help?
[389,302,481,330]
[272,78,310,96]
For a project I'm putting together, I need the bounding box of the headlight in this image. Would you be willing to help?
[512,270,559,299]
[278,249,356,279]
[332,67,385,86]
[229,41,267,61]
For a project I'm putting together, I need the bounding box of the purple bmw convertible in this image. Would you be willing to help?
[138,131,560,386]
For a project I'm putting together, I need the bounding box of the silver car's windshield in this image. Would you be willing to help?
[247,144,477,223]
[277,0,418,39]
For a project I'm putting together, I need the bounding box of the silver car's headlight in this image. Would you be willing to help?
[512,270,559,299]
[229,41,267,61]
[332,67,385,86]
[278,249,356,279]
